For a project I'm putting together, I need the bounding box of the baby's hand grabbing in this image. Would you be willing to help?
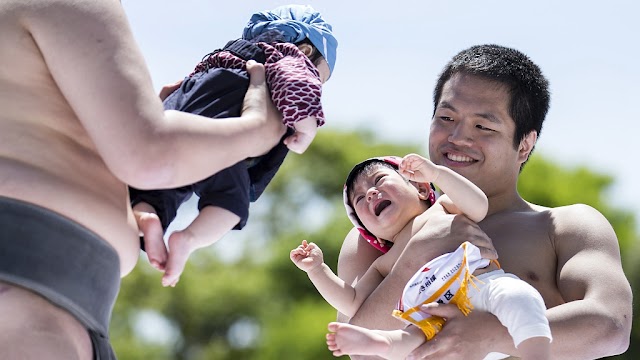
[399,153,439,183]
[290,239,324,272]
[284,116,318,154]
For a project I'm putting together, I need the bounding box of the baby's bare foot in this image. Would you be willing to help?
[162,230,195,287]
[326,322,392,358]
[138,213,167,271]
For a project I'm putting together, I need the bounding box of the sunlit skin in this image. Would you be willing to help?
[429,73,525,213]
[137,46,331,287]
[349,167,431,241]
[0,1,283,358]
[290,153,548,359]
[284,45,330,154]
[337,72,632,359]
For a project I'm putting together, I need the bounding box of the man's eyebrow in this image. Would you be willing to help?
[476,112,502,124]
[438,101,502,124]
[437,101,456,112]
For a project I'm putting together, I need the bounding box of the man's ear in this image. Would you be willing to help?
[518,130,538,163]
[297,43,315,58]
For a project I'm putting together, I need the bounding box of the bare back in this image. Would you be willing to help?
[0,2,289,358]
[0,2,140,274]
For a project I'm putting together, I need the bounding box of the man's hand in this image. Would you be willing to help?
[408,304,512,360]
[158,80,182,101]
[347,213,497,331]
[399,213,497,272]
[242,60,286,153]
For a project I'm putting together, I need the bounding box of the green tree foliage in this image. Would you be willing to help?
[112,129,638,359]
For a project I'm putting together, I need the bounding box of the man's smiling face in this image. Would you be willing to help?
[429,73,523,200]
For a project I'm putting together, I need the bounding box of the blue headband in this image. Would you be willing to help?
[242,4,338,78]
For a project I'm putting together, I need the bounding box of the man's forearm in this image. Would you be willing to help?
[545,299,631,358]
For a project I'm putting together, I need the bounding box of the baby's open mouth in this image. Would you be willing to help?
[375,200,391,216]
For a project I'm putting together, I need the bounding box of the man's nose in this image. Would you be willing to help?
[448,123,474,146]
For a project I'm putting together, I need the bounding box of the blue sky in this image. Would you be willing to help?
[122,1,640,231]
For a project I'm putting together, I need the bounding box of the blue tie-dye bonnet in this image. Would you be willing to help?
[242,4,338,78]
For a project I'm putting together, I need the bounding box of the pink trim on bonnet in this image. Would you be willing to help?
[343,156,436,253]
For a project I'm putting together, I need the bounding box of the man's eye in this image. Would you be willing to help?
[439,116,453,121]
[476,124,494,131]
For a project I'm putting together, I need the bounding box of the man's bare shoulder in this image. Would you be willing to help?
[525,203,612,242]
[484,202,609,244]
[545,203,618,257]
[544,203,608,228]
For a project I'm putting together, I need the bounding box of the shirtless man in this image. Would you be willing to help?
[336,44,632,359]
[0,1,284,359]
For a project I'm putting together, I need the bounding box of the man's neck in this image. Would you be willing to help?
[486,191,530,217]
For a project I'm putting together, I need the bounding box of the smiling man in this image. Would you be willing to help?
[336,44,632,359]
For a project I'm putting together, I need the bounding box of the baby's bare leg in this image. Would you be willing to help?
[517,337,551,360]
[162,206,239,287]
[133,202,167,271]
[326,322,424,360]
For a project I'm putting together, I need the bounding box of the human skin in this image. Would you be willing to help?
[0,0,284,358]
[284,44,329,154]
[291,153,490,318]
[326,321,426,359]
[337,73,632,359]
[136,44,331,282]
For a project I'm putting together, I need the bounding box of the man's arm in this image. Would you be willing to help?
[410,204,632,359]
[547,204,631,357]
[343,214,497,329]
[23,0,284,190]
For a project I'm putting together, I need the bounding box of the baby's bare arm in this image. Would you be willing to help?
[401,154,488,222]
[293,238,386,318]
[308,256,385,318]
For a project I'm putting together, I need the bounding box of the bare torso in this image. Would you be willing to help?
[367,201,565,310]
[0,4,139,276]
[479,204,564,308]
[0,6,141,357]
[0,2,291,357]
